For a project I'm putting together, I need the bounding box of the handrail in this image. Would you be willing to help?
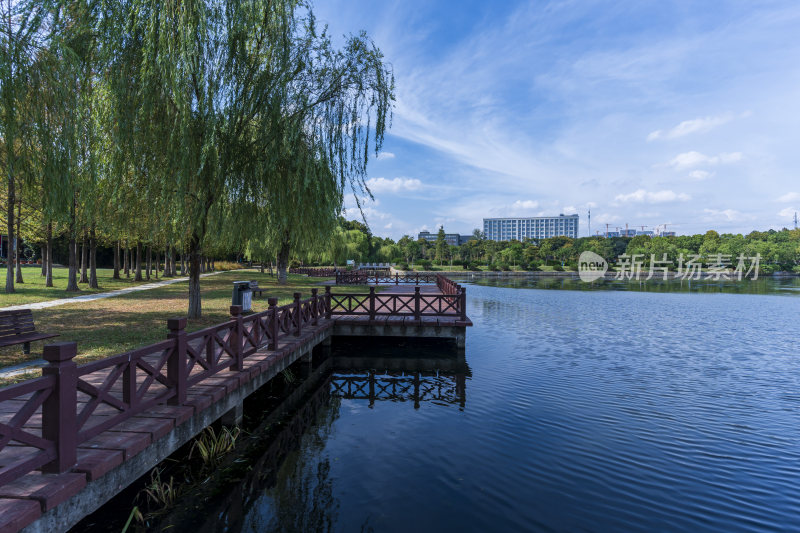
[0,275,466,487]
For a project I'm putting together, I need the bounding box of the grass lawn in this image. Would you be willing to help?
[0,271,336,381]
[0,267,180,307]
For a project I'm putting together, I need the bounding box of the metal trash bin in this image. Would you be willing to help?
[232,281,253,312]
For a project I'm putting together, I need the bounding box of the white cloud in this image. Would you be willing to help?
[511,200,539,210]
[702,208,754,222]
[688,170,712,180]
[376,151,395,160]
[366,177,423,194]
[384,222,393,229]
[562,205,578,214]
[647,113,733,141]
[668,151,743,170]
[777,192,800,203]
[615,189,691,204]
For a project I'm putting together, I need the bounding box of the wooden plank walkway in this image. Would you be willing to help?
[0,276,471,533]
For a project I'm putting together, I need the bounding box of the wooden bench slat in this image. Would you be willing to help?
[0,310,58,351]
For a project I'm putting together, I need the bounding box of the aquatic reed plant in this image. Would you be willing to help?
[189,426,241,470]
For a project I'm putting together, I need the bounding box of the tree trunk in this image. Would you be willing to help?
[113,240,120,279]
[79,229,88,283]
[260,260,264,273]
[146,245,151,281]
[277,240,290,284]
[45,222,53,287]
[5,170,14,293]
[180,254,185,276]
[89,226,98,289]
[135,242,142,281]
[66,202,79,292]
[123,242,129,277]
[211,258,215,271]
[15,198,23,283]
[188,241,202,318]
[41,245,46,276]
[154,249,159,280]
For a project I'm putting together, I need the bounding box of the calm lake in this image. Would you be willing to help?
[86,278,800,532]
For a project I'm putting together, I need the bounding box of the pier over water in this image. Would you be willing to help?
[0,276,470,533]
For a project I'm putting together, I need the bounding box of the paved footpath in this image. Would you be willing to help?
[0,271,226,377]
[0,271,225,313]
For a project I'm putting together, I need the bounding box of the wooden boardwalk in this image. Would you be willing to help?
[0,276,471,533]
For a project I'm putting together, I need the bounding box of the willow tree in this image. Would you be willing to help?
[120,1,392,316]
[1,0,50,293]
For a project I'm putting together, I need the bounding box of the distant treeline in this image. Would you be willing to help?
[302,224,800,274]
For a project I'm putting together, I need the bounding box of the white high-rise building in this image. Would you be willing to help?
[483,214,579,241]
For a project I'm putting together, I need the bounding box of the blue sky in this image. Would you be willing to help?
[316,0,800,239]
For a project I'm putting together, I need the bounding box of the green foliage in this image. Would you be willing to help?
[189,426,241,471]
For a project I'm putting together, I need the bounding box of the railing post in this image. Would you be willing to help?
[41,342,78,474]
[460,287,467,321]
[416,273,419,285]
[395,273,399,285]
[414,286,421,320]
[167,317,187,405]
[369,286,376,320]
[229,305,244,371]
[293,292,302,337]
[325,286,332,319]
[311,288,319,326]
[268,298,279,350]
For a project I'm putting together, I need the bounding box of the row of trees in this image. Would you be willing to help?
[298,223,800,273]
[1,0,394,317]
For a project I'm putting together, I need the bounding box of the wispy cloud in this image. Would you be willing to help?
[647,114,733,141]
[702,208,755,222]
[376,151,396,160]
[777,192,800,203]
[366,177,423,194]
[615,189,691,204]
[688,170,713,180]
[668,151,743,170]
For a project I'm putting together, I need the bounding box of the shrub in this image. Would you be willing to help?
[289,259,301,269]
[552,264,564,271]
[215,260,245,270]
[418,259,433,270]
[468,261,482,271]
[399,262,410,271]
[500,263,511,271]
[488,263,500,271]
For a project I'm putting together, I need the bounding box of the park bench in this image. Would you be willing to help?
[250,280,265,298]
[0,309,59,354]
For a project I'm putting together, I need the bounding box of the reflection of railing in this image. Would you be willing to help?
[331,370,466,408]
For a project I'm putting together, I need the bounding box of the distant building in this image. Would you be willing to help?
[636,230,654,237]
[605,231,621,238]
[482,214,579,241]
[418,230,474,246]
[661,231,676,237]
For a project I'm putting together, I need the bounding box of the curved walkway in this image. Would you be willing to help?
[0,271,225,313]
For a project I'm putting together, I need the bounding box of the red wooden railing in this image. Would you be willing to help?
[289,267,340,277]
[0,279,467,488]
[336,271,443,285]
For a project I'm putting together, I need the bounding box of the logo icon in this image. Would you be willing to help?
[578,251,608,282]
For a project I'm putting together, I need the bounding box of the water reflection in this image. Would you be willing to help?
[154,341,468,533]
[465,274,800,295]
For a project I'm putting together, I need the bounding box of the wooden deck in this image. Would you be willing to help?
[0,277,471,533]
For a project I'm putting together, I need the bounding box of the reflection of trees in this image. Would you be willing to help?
[255,397,341,533]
